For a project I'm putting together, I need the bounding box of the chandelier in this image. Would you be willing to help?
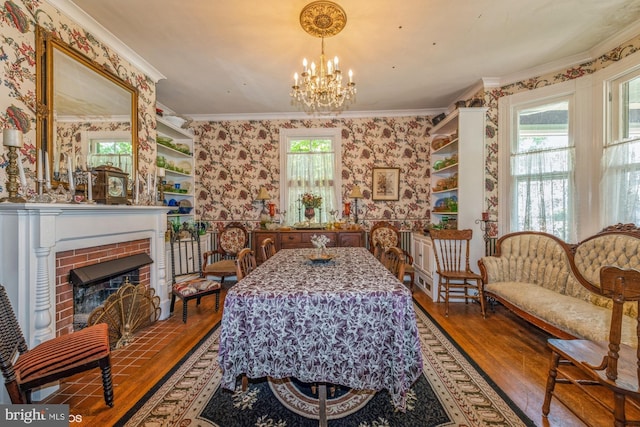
[290,1,356,113]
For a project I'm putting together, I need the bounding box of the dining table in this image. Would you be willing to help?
[217,246,423,424]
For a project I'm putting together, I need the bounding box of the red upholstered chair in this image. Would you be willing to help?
[369,221,415,292]
[170,225,221,323]
[202,222,249,284]
[0,285,113,407]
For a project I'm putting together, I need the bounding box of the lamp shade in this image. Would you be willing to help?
[349,185,363,199]
[256,187,270,201]
[2,129,23,147]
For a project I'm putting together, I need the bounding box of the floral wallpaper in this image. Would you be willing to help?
[191,116,432,231]
[0,0,156,199]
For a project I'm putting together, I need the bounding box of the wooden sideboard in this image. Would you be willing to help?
[253,229,365,264]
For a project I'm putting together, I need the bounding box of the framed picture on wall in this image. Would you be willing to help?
[372,167,400,201]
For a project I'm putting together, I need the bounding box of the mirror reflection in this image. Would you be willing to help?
[37,26,138,184]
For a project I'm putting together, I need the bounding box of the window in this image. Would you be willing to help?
[602,69,640,225]
[83,131,133,174]
[510,99,575,241]
[279,128,342,225]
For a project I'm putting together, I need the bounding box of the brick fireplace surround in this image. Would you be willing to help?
[0,203,170,403]
[56,239,152,336]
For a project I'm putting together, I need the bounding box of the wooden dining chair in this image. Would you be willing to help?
[383,246,406,282]
[260,237,276,262]
[170,225,221,323]
[0,285,114,407]
[543,266,640,426]
[369,221,415,292]
[202,222,249,284]
[429,228,485,317]
[236,248,257,281]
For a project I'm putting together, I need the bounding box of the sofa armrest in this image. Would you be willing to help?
[479,256,509,283]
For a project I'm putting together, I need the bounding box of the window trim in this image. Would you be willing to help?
[279,127,342,222]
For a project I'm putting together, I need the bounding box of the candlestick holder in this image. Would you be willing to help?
[29,178,54,203]
[1,145,26,203]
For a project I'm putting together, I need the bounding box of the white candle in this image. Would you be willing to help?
[44,151,51,189]
[16,151,27,189]
[87,171,92,201]
[3,129,22,147]
[67,155,74,191]
[36,148,42,181]
[157,167,165,178]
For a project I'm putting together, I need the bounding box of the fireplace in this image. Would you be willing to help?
[70,253,153,330]
[0,204,170,404]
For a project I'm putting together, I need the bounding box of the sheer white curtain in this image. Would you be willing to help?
[286,151,336,224]
[512,146,576,241]
[601,138,640,226]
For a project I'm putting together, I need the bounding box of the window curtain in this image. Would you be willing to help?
[601,137,640,227]
[285,151,337,225]
[512,146,576,241]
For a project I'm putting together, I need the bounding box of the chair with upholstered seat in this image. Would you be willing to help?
[429,228,485,317]
[170,225,221,323]
[543,266,640,426]
[369,221,415,292]
[260,237,276,262]
[383,246,406,282]
[236,248,257,280]
[202,222,249,284]
[0,285,114,406]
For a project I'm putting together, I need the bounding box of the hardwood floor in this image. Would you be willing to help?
[42,286,612,426]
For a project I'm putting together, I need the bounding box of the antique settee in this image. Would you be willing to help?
[478,224,640,347]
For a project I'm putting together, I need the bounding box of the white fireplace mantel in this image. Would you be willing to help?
[0,203,171,353]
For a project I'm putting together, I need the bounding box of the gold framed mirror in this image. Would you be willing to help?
[35,26,138,187]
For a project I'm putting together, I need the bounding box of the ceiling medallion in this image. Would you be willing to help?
[299,1,347,38]
[290,1,356,114]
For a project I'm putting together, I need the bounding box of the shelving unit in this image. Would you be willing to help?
[156,116,195,224]
[413,107,486,301]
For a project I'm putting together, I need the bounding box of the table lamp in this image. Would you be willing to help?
[349,185,364,224]
[1,129,26,202]
[256,187,270,227]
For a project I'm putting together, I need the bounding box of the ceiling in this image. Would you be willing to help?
[62,0,640,119]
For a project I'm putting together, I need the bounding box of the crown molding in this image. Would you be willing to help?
[46,0,166,83]
[186,108,445,122]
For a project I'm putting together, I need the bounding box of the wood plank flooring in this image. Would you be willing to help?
[43,286,610,426]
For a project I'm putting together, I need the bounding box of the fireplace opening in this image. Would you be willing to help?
[70,253,153,331]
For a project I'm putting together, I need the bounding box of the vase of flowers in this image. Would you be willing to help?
[301,192,322,224]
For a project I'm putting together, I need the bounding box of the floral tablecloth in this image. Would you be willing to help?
[218,247,423,410]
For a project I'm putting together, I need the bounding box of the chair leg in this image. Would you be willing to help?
[182,298,188,323]
[99,356,114,407]
[215,290,220,311]
[444,279,450,317]
[478,280,486,318]
[542,351,561,416]
[170,293,176,314]
[613,392,626,427]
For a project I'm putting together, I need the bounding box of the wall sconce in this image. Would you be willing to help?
[349,185,363,224]
[1,129,26,203]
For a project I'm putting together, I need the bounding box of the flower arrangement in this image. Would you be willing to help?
[310,234,330,249]
[301,192,322,208]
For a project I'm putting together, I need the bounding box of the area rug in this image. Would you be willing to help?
[116,303,535,427]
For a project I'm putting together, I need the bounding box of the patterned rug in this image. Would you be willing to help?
[116,303,535,427]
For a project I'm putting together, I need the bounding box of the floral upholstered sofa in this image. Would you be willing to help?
[478,225,640,347]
